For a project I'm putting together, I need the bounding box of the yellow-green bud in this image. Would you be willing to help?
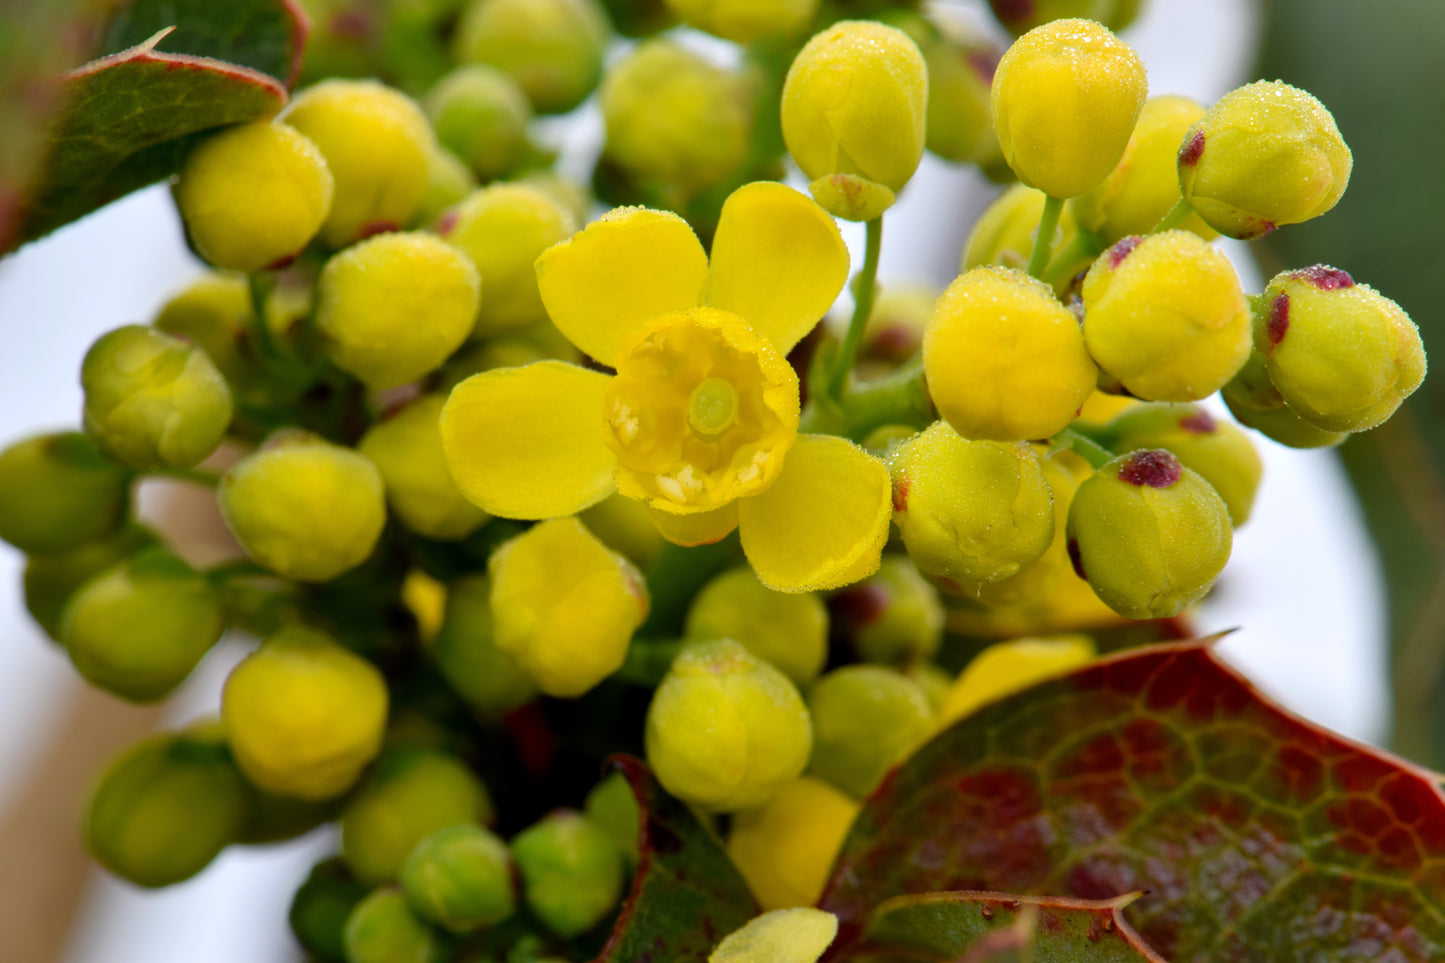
[452,0,612,114]
[342,747,496,886]
[174,120,334,272]
[726,776,857,911]
[889,421,1054,585]
[510,810,625,938]
[1109,402,1262,526]
[359,395,490,541]
[401,824,516,933]
[316,232,480,389]
[600,40,753,202]
[289,858,369,962]
[807,665,934,798]
[1066,448,1232,619]
[580,493,665,568]
[584,772,641,867]
[1255,266,1425,432]
[916,17,1004,171]
[222,624,388,800]
[219,432,386,582]
[84,725,248,887]
[685,565,828,686]
[24,525,155,640]
[1082,231,1251,401]
[512,171,593,227]
[960,185,1094,295]
[285,79,435,247]
[663,0,816,43]
[344,888,447,963]
[0,432,128,554]
[151,274,252,386]
[424,65,532,182]
[438,184,576,333]
[1072,94,1217,244]
[1178,80,1351,240]
[1222,350,1347,449]
[709,908,839,963]
[925,266,1096,440]
[60,547,223,702]
[426,574,537,718]
[81,325,234,470]
[646,639,812,812]
[781,20,927,221]
[991,18,1147,198]
[832,553,944,666]
[489,517,648,697]
[415,148,478,227]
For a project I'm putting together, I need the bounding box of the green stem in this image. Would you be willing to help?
[206,560,272,583]
[636,535,742,637]
[616,638,688,688]
[1042,229,1104,285]
[149,465,221,487]
[1151,198,1193,233]
[825,215,884,402]
[801,354,932,442]
[1027,195,1065,278]
[247,272,282,362]
[1052,427,1116,470]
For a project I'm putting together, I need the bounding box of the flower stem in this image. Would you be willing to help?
[826,214,884,402]
[1027,194,1065,278]
[1052,426,1116,470]
[1151,198,1193,233]
[247,272,281,362]
[149,465,221,487]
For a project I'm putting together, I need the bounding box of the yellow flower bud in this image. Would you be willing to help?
[925,266,1096,441]
[1222,349,1348,449]
[664,0,816,43]
[781,20,927,221]
[1179,80,1351,240]
[1082,231,1251,401]
[990,18,1147,198]
[359,395,490,540]
[685,565,828,686]
[938,635,1095,726]
[918,19,1005,172]
[423,65,532,183]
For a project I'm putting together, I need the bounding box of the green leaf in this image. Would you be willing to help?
[820,641,1445,960]
[596,755,759,962]
[857,891,1164,962]
[11,28,286,251]
[101,0,307,87]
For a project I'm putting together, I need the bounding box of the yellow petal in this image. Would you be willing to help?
[739,434,890,592]
[706,181,850,354]
[535,206,708,367]
[649,502,739,547]
[440,361,616,519]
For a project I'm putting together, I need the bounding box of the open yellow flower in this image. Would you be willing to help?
[442,181,892,592]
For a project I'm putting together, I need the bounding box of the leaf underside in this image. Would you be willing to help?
[102,0,307,86]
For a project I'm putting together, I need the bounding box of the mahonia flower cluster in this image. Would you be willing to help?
[0,2,1429,961]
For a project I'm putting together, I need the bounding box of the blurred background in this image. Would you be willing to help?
[0,0,1441,959]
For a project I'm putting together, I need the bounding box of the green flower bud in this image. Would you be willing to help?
[925,267,1096,440]
[238,787,341,846]
[1254,266,1425,432]
[424,65,532,182]
[416,148,479,227]
[1082,231,1251,401]
[512,171,593,227]
[905,661,953,713]
[510,810,625,938]
[219,432,386,582]
[438,184,576,334]
[285,79,436,247]
[24,524,155,639]
[831,554,943,666]
[855,284,935,380]
[991,18,1147,199]
[426,574,538,718]
[1108,402,1262,526]
[960,184,1093,296]
[1222,350,1347,449]
[290,857,369,963]
[914,16,1004,171]
[685,565,828,686]
[0,431,128,553]
[151,274,252,386]
[1178,80,1351,240]
[782,21,928,221]
[989,0,1143,36]
[646,639,812,812]
[584,772,640,867]
[360,396,490,541]
[663,0,816,43]
[402,824,516,933]
[342,747,496,886]
[317,232,481,389]
[344,888,447,963]
[175,120,334,272]
[453,0,612,114]
[1066,448,1232,619]
[807,665,934,798]
[600,40,753,203]
[222,624,388,800]
[60,547,223,702]
[84,724,248,887]
[1073,94,1217,245]
[489,517,648,697]
[888,422,1054,584]
[81,325,234,469]
[601,0,675,36]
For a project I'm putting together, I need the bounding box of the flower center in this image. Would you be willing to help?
[688,377,739,438]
